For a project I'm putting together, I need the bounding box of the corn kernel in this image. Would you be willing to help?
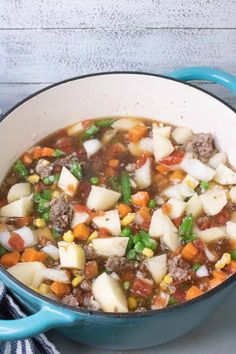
[63,230,74,243]
[121,213,136,226]
[72,275,84,287]
[29,286,39,293]
[52,190,60,199]
[128,296,137,310]
[164,275,173,285]
[222,253,231,265]
[215,261,224,270]
[87,231,98,243]
[34,218,46,228]
[28,174,40,184]
[142,247,154,258]
[186,180,195,189]
[160,280,168,290]
[38,283,50,294]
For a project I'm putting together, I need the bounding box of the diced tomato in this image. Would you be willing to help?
[120,269,136,282]
[8,232,25,252]
[132,278,153,297]
[136,155,147,169]
[54,129,68,138]
[55,137,75,154]
[194,239,205,251]
[172,216,184,228]
[85,261,98,280]
[82,120,92,129]
[173,288,186,303]
[159,150,185,166]
[97,228,111,238]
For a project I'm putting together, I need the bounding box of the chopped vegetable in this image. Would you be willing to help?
[118,204,132,218]
[90,176,99,185]
[15,160,28,178]
[83,124,99,139]
[121,171,132,204]
[181,242,198,261]
[96,119,114,127]
[185,286,203,300]
[179,214,196,243]
[71,162,83,180]
[132,191,150,207]
[0,251,20,267]
[200,180,209,191]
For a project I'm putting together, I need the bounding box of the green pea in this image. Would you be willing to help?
[83,125,99,138]
[38,199,50,213]
[148,199,157,208]
[200,180,209,191]
[168,297,178,306]
[143,237,157,251]
[53,174,60,183]
[0,246,7,257]
[127,249,136,261]
[33,192,42,203]
[53,149,65,157]
[42,211,50,222]
[41,189,53,200]
[43,176,54,185]
[123,281,131,290]
[134,241,144,253]
[127,238,134,250]
[90,176,99,185]
[133,234,141,244]
[192,263,202,271]
[231,250,236,260]
[121,228,132,237]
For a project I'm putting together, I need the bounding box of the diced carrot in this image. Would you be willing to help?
[85,261,99,280]
[22,152,33,166]
[14,216,33,228]
[118,204,132,218]
[32,147,55,159]
[227,261,236,273]
[156,164,170,174]
[97,228,111,238]
[8,232,25,252]
[73,223,90,240]
[21,248,48,262]
[50,281,71,297]
[108,159,120,168]
[152,293,169,309]
[138,206,152,230]
[169,170,185,183]
[105,166,116,177]
[162,203,172,216]
[132,191,150,207]
[1,251,20,267]
[212,270,227,281]
[128,125,148,143]
[185,286,203,301]
[172,216,184,228]
[181,242,198,261]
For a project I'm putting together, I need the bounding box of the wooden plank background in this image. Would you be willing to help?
[1,0,236,113]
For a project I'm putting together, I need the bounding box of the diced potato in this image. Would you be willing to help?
[0,194,33,217]
[0,226,13,250]
[165,198,186,219]
[35,226,53,241]
[71,212,90,228]
[92,237,129,257]
[58,241,85,269]
[14,226,37,248]
[8,262,46,287]
[41,244,59,261]
[195,226,226,243]
[208,152,228,169]
[171,126,193,144]
[67,121,84,136]
[128,143,142,156]
[162,232,179,252]
[87,186,121,211]
[149,209,177,238]
[92,272,128,312]
[153,126,171,138]
[134,158,152,189]
[229,186,236,204]
[58,166,79,196]
[182,174,199,190]
[214,164,236,185]
[226,221,236,248]
[102,128,118,144]
[186,193,203,218]
[40,268,70,284]
[83,139,102,158]
[93,210,121,235]
[164,185,184,200]
[153,125,174,162]
[200,187,227,216]
[139,137,154,153]
[180,157,215,181]
[7,183,31,203]
[111,118,141,131]
[145,254,167,283]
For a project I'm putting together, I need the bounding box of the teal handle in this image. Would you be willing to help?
[167,66,236,95]
[0,304,79,341]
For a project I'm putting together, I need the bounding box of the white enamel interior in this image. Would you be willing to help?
[0,73,236,182]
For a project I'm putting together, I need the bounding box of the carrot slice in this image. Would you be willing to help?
[185,286,203,300]
[181,242,198,261]
[21,248,48,262]
[132,191,150,207]
[128,125,148,143]
[32,147,55,159]
[73,223,90,240]
[22,152,33,166]
[1,251,20,267]
[169,170,185,183]
[108,159,120,168]
[118,204,132,218]
[162,203,172,216]
[156,164,170,174]
[50,282,71,297]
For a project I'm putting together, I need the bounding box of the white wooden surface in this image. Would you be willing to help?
[1,0,236,112]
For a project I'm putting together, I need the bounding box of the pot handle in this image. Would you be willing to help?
[167,66,236,95]
[0,304,79,341]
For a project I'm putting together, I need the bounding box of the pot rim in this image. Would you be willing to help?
[1,70,236,318]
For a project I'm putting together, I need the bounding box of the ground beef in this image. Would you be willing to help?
[83,295,100,311]
[105,256,128,273]
[168,255,191,283]
[35,159,53,178]
[49,194,73,230]
[84,245,97,260]
[53,152,78,169]
[61,294,79,307]
[80,280,92,292]
[187,133,214,162]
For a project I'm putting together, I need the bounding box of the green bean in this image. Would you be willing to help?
[15,160,28,178]
[121,171,131,204]
[71,162,83,180]
[83,124,99,138]
[96,119,114,127]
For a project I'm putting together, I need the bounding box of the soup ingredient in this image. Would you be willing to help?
[58,241,85,269]
[92,272,128,312]
[7,183,31,203]
[1,251,20,267]
[92,237,129,257]
[149,209,177,238]
[200,187,227,216]
[153,126,174,162]
[58,166,79,196]
[7,261,46,287]
[0,194,33,217]
[121,171,131,204]
[134,158,152,188]
[87,186,121,211]
[93,210,121,235]
[15,160,28,178]
[179,214,195,243]
[145,254,167,283]
[190,133,214,162]
[83,139,102,158]
[171,126,193,144]
[185,285,203,300]
[214,164,236,185]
